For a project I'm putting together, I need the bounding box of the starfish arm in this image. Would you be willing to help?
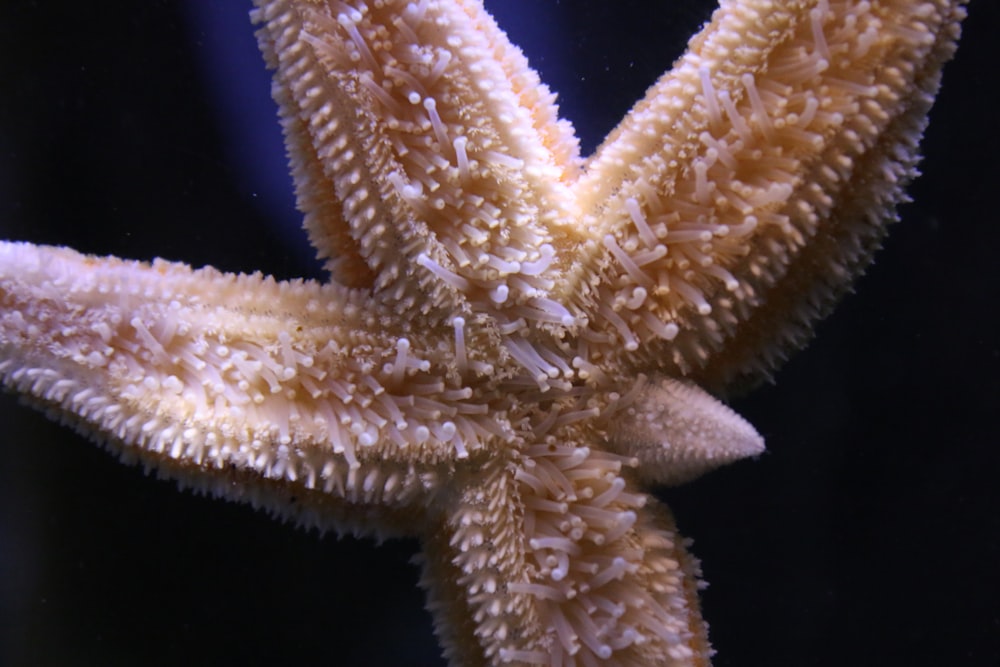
[0,242,503,535]
[603,376,765,486]
[565,0,966,388]
[417,440,712,666]
[253,0,583,327]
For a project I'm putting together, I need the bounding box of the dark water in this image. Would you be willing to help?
[1,1,997,665]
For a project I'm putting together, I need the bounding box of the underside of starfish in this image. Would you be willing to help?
[0,1,967,665]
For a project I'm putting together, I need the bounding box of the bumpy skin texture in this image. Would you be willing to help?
[0,1,966,665]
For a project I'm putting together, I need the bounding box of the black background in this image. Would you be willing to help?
[1,1,997,665]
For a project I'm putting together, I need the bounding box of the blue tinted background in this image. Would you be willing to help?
[1,1,998,665]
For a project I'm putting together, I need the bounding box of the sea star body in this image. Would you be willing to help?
[0,1,973,665]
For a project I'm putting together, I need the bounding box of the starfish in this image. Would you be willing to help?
[0,0,969,665]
